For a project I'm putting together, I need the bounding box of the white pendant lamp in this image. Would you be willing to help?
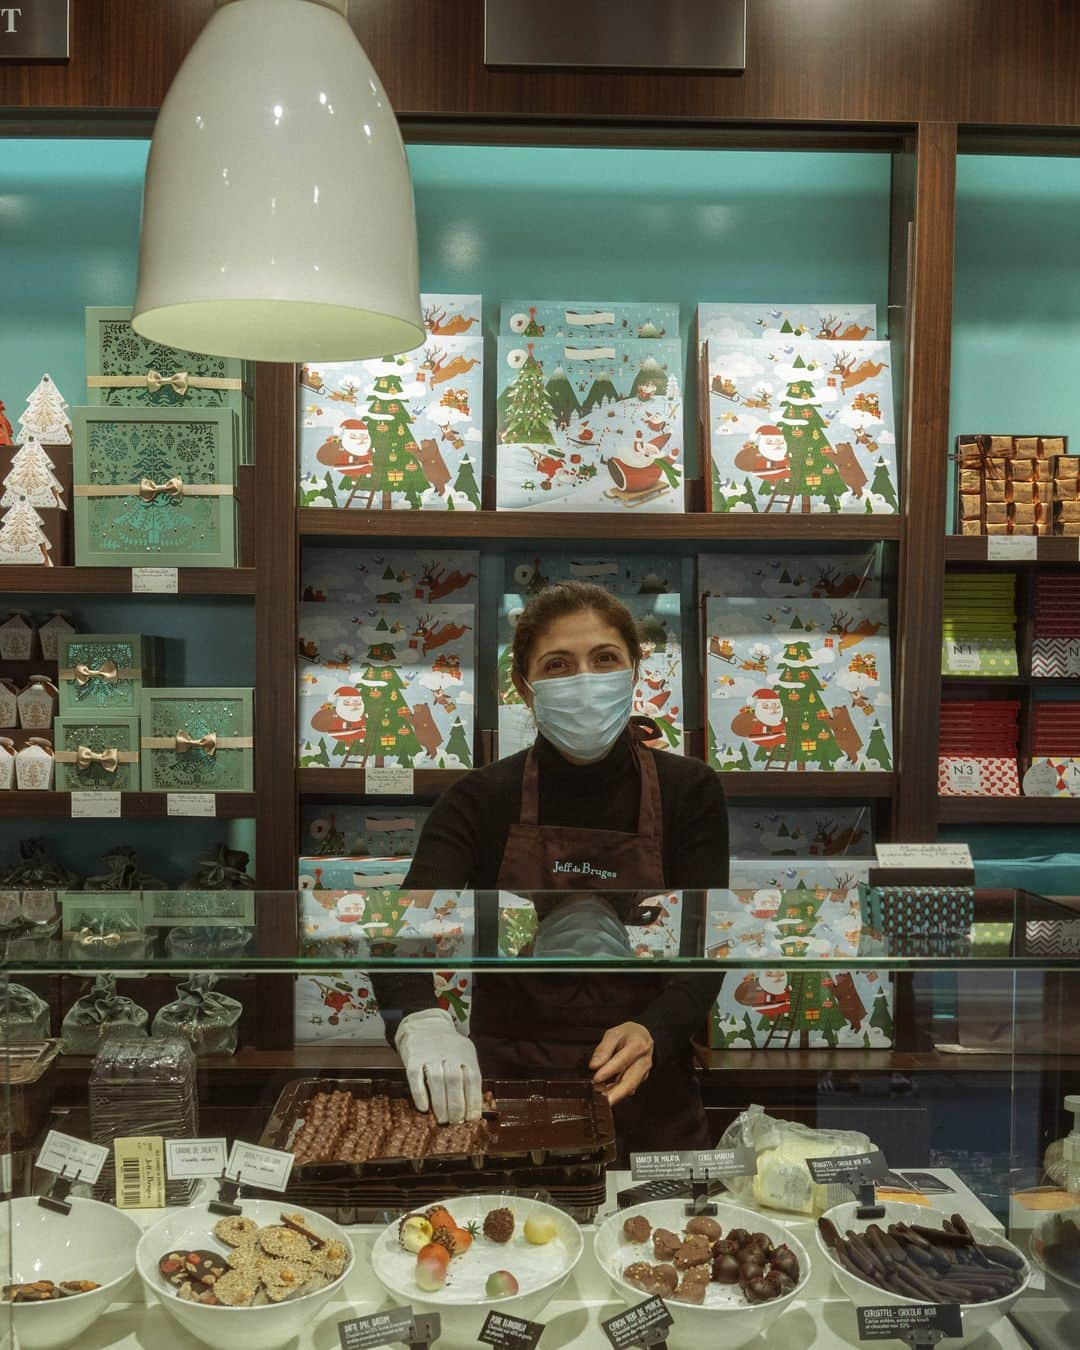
[133,0,423,362]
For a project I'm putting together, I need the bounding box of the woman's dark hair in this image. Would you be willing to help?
[511,581,641,679]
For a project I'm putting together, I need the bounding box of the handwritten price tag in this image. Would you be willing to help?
[225,1141,294,1192]
[36,1130,108,1186]
[165,1137,228,1181]
[875,844,974,870]
[132,567,179,594]
[365,766,415,795]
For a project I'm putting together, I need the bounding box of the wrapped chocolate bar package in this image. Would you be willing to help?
[0,984,51,1043]
[84,844,164,892]
[90,1036,199,1205]
[151,974,242,1056]
[60,974,149,1055]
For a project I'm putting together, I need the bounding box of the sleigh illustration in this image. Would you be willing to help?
[300,368,328,395]
[603,455,675,508]
[711,374,742,403]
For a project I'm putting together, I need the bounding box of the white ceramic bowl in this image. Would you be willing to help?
[816,1201,1030,1347]
[136,1199,353,1350]
[1029,1210,1080,1307]
[594,1198,811,1350]
[372,1194,584,1349]
[1,1195,142,1350]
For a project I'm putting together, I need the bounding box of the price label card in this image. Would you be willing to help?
[631,1147,755,1182]
[36,1130,109,1186]
[602,1297,673,1350]
[945,640,980,673]
[166,1137,228,1181]
[875,844,974,871]
[479,1310,545,1350]
[987,535,1037,561]
[857,1303,963,1341]
[339,1307,440,1350]
[166,792,216,818]
[806,1149,888,1186]
[945,760,983,794]
[70,791,121,819]
[114,1136,166,1210]
[132,566,179,594]
[226,1141,294,1192]
[365,766,415,795]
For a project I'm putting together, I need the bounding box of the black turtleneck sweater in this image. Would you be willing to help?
[373,729,729,1063]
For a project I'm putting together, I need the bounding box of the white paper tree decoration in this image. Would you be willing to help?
[18,374,71,446]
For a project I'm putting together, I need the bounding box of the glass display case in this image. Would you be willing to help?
[1,885,1078,1348]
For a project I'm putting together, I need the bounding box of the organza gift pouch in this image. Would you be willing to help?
[60,974,149,1054]
[152,974,241,1056]
[1,983,51,1042]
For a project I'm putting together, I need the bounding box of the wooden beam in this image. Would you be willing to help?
[892,123,957,839]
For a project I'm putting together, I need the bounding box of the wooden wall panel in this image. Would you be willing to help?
[892,123,957,839]
[3,1,1080,129]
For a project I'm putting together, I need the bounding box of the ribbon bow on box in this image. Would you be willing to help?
[175,730,217,757]
[75,745,119,774]
[139,475,184,504]
[145,368,190,397]
[74,660,118,686]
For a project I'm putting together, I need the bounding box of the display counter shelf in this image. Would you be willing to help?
[945,536,1080,565]
[938,797,1080,824]
[16,1170,1050,1350]
[0,791,258,819]
[0,566,257,595]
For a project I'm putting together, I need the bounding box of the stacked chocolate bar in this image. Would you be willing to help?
[955,434,1079,536]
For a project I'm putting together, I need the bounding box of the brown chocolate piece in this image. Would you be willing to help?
[673,1238,712,1270]
[652,1264,678,1295]
[672,1277,706,1305]
[623,1262,656,1293]
[764,1270,795,1298]
[737,1259,765,1284]
[712,1253,740,1283]
[817,1217,841,1249]
[483,1208,515,1244]
[727,1227,750,1248]
[652,1228,681,1262]
[742,1276,774,1304]
[622,1215,652,1245]
[685,1216,723,1241]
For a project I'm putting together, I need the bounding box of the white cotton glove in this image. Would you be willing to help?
[395,1007,482,1125]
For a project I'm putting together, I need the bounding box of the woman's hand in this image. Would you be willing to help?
[589,1021,654,1106]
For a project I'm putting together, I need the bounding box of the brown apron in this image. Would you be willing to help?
[471,737,711,1162]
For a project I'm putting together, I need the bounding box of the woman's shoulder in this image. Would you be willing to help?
[645,743,726,794]
[437,747,529,806]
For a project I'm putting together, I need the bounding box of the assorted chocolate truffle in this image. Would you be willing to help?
[620,1214,801,1308]
[483,1207,515,1245]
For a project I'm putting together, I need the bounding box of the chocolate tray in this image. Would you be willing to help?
[258,1077,617,1178]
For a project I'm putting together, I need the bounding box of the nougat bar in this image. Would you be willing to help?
[961,494,983,519]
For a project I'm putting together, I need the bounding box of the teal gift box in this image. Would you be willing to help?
[57,633,154,716]
[858,883,975,948]
[53,715,141,791]
[72,406,238,568]
[141,687,254,792]
[85,307,254,464]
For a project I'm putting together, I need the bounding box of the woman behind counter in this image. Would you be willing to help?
[376,581,729,1157]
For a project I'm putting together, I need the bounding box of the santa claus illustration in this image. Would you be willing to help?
[734,424,790,484]
[310,685,368,762]
[749,887,783,921]
[730,688,787,751]
[734,969,791,1018]
[315,418,372,474]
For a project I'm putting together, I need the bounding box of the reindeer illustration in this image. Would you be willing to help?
[812,563,864,598]
[421,345,481,388]
[810,818,867,857]
[838,323,873,341]
[413,613,471,655]
[743,385,772,411]
[423,304,480,337]
[420,561,477,602]
[831,352,888,394]
[817,313,843,339]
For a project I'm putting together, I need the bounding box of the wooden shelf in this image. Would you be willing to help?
[717,772,894,799]
[297,768,468,799]
[694,1047,1073,1075]
[945,537,1080,565]
[942,676,1079,688]
[297,766,892,802]
[0,567,256,595]
[300,508,904,543]
[0,791,257,818]
[938,795,1080,825]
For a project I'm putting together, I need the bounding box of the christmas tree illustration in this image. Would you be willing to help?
[362,372,428,509]
[870,455,898,511]
[0,496,52,565]
[759,884,848,1048]
[18,374,71,445]
[453,454,481,509]
[775,356,844,514]
[502,345,556,445]
[358,647,421,767]
[1,439,65,510]
[866,719,892,770]
[775,639,844,770]
[445,717,473,768]
[870,986,894,1041]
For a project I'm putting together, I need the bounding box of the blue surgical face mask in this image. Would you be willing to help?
[526,668,634,763]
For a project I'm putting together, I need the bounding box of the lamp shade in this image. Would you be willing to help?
[133,0,423,362]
